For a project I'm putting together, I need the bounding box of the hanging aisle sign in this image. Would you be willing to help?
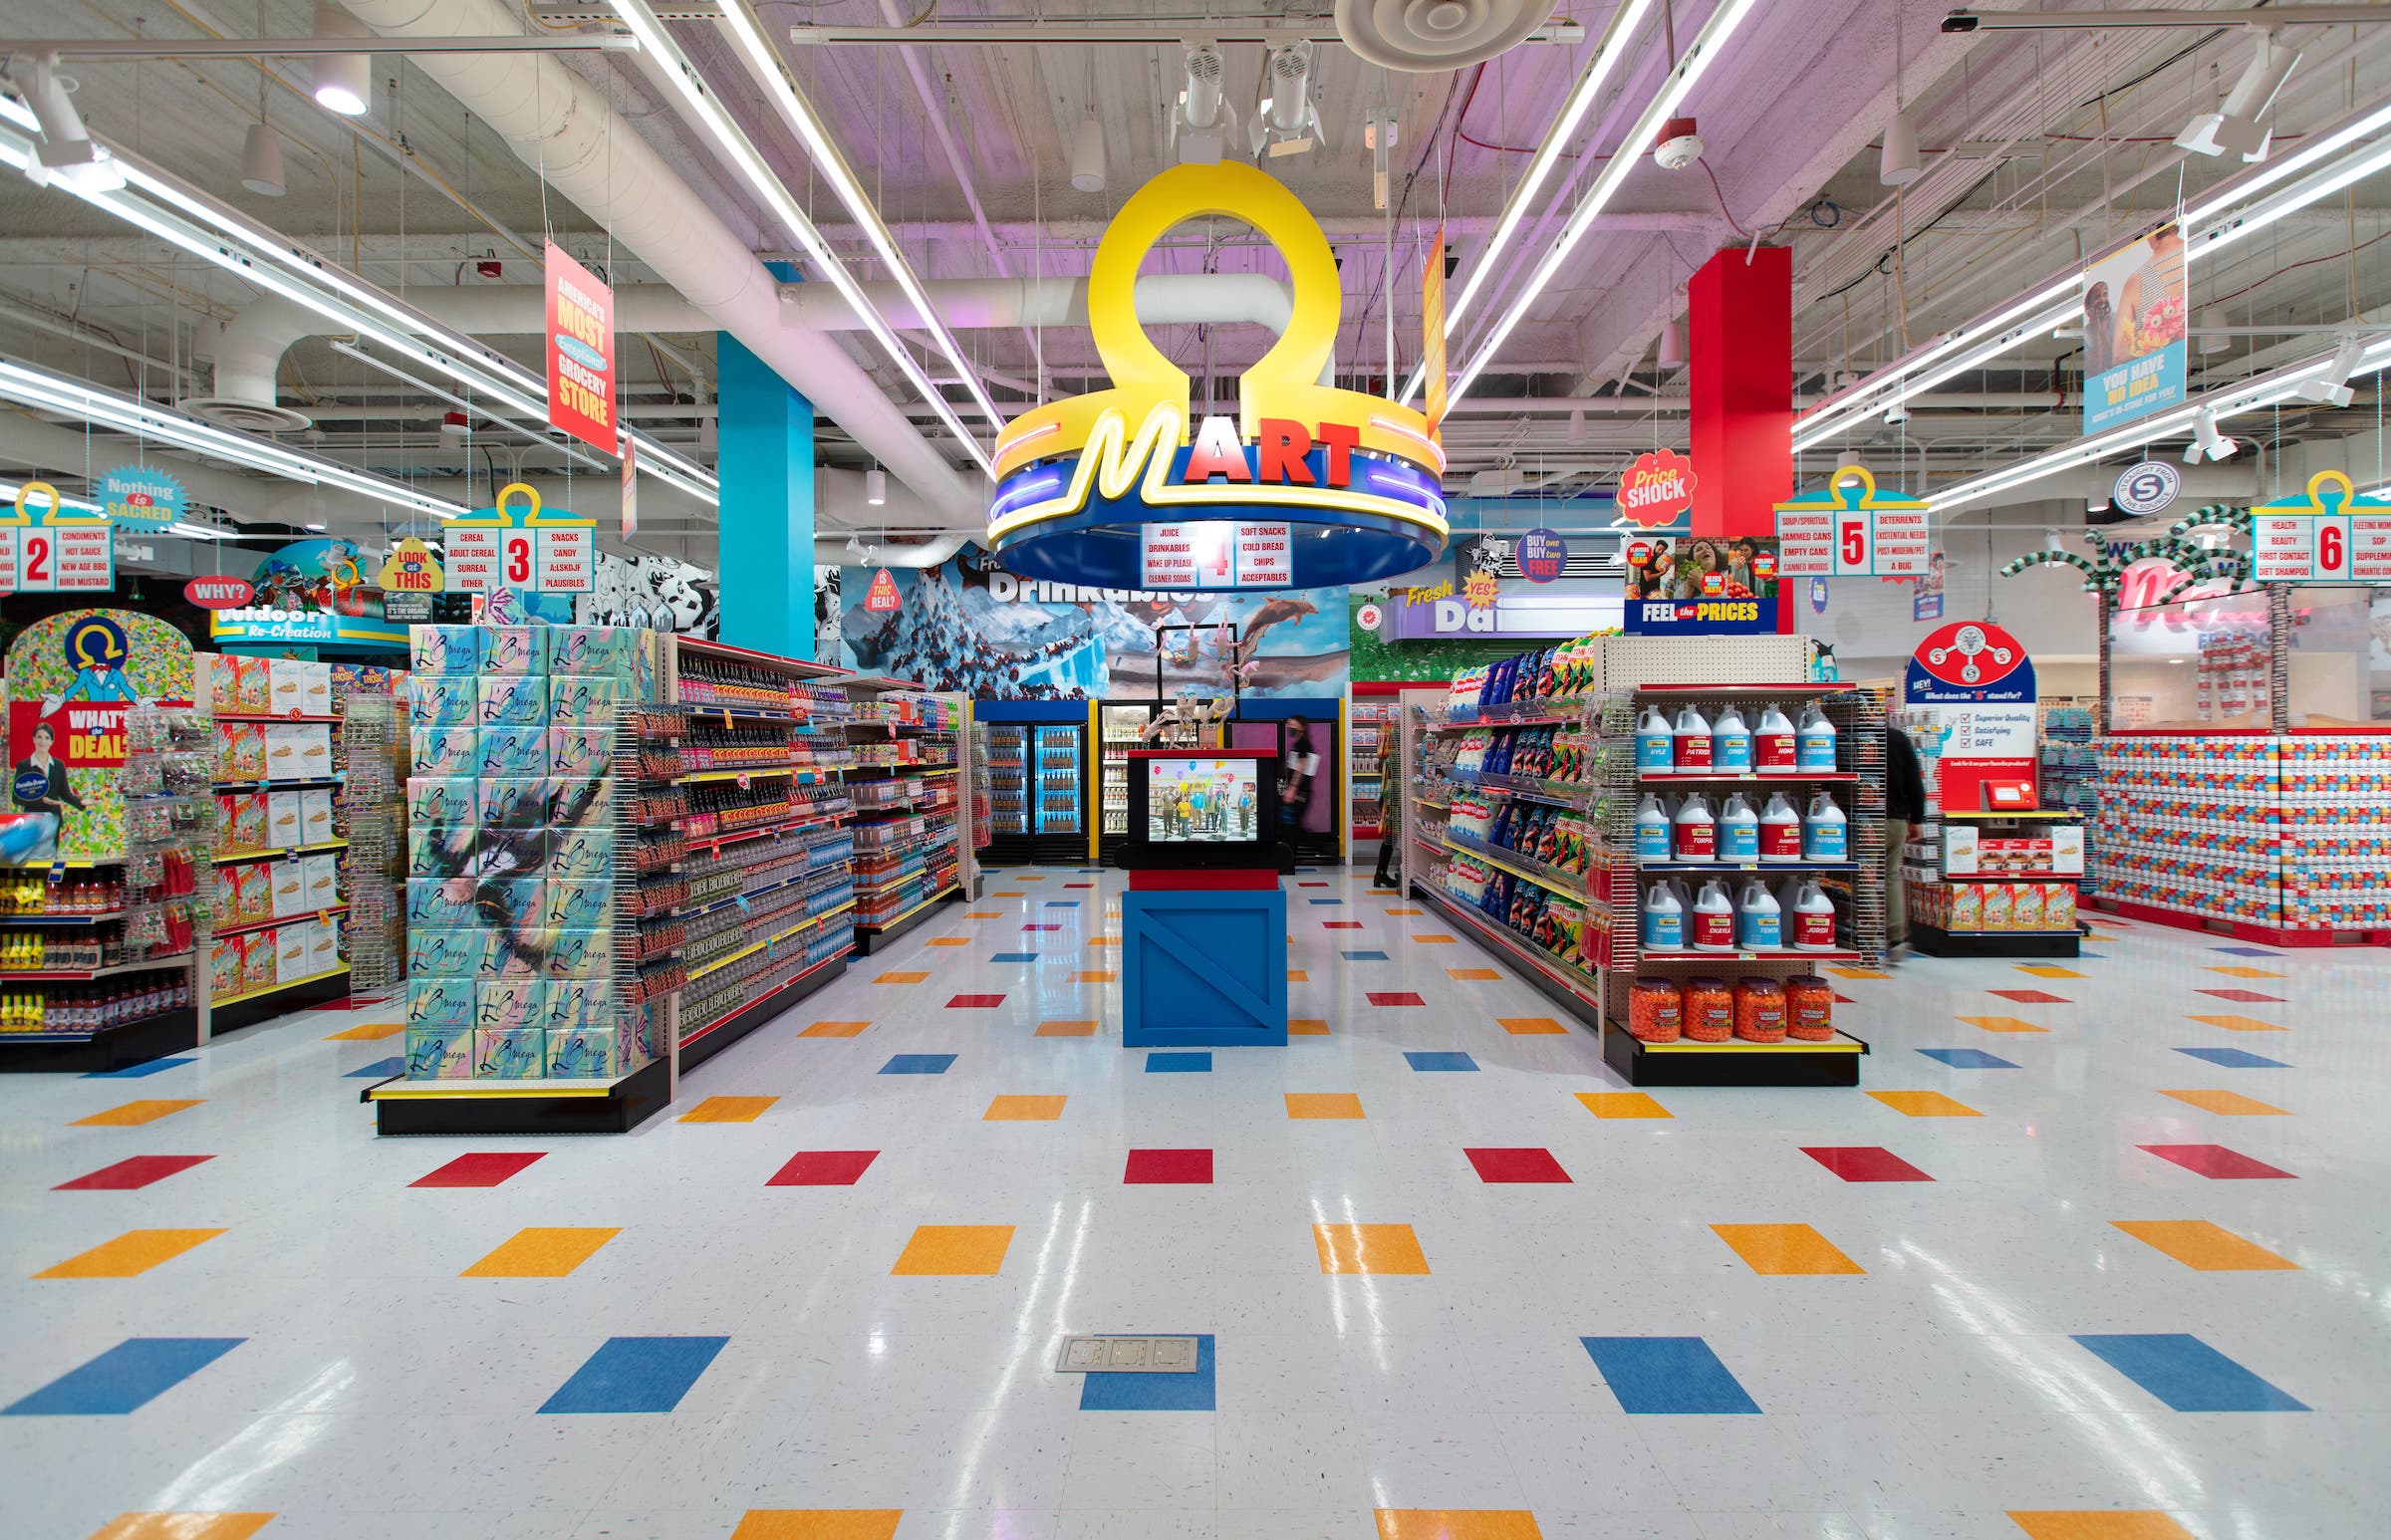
[1422,224,1449,447]
[97,464,182,535]
[2248,469,2391,584]
[1773,465,1931,579]
[0,481,113,594]
[443,482,595,594]
[2082,221,2187,434]
[545,242,617,455]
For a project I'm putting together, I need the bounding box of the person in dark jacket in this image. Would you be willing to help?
[12,722,85,816]
[1884,724,1928,958]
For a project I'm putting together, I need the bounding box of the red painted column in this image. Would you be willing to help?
[1687,244,1792,539]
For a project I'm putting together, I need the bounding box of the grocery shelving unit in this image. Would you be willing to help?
[1348,691,1399,847]
[1903,809,2084,957]
[1098,702,1155,860]
[846,676,969,952]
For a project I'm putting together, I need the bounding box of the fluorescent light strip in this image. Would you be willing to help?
[1793,280,2080,447]
[714,0,1004,441]
[1929,334,2391,511]
[0,479,103,514]
[1397,0,1658,408]
[1450,0,1765,405]
[607,0,996,479]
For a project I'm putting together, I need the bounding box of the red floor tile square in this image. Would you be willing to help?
[1124,1149,1213,1184]
[1990,989,2071,1004]
[1800,1146,1934,1182]
[1464,1147,1571,1183]
[2198,988,2286,1003]
[2139,1144,2295,1179]
[1367,991,1426,1006]
[947,993,1007,1008]
[768,1150,880,1185]
[1299,881,1329,887]
[1022,923,1063,931]
[409,1152,547,1188]
[1323,921,1364,929]
[54,1155,214,1191]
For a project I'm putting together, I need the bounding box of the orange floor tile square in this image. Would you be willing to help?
[678,1096,778,1123]
[1073,969,1116,983]
[1286,1092,1365,1119]
[983,1095,1066,1122]
[2006,1514,2199,1540]
[2205,965,2283,979]
[2111,1219,2298,1271]
[1712,1222,1865,1275]
[1960,1015,2049,1034]
[990,892,1022,898]
[1315,1221,1431,1275]
[2016,965,2086,978]
[1449,968,1502,981]
[1090,935,1120,945]
[1386,906,1424,915]
[1827,966,1889,980]
[1287,969,1308,981]
[1868,1090,1981,1118]
[1500,1016,1568,1035]
[324,1019,404,1041]
[891,1224,1014,1275]
[1412,933,1456,943]
[87,1517,278,1540]
[2158,1088,2289,1116]
[925,937,967,947]
[801,1021,871,1038]
[1577,1091,1671,1119]
[71,1100,202,1127]
[1376,1513,1543,1540]
[966,910,1000,918]
[2189,1013,2284,1032]
[731,1511,904,1540]
[1034,1019,1098,1037]
[460,1226,620,1278]
[36,1228,226,1279]
[1288,1018,1330,1035]
[875,971,929,984]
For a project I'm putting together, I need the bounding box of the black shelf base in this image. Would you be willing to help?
[0,1007,198,1074]
[1910,921,2081,959]
[208,970,351,1039]
[1601,1023,1866,1087]
[677,951,850,1072]
[853,885,962,954]
[368,1054,671,1136]
[1414,885,1601,1031]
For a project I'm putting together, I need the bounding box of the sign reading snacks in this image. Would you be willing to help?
[984,163,1447,590]
[442,481,594,594]
[0,481,112,594]
[1774,465,1931,579]
[2249,469,2391,584]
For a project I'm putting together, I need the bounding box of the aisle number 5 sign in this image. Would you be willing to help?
[0,480,114,594]
[442,481,595,593]
[1772,465,1932,579]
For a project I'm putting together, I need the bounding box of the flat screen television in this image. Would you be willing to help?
[1124,749,1281,868]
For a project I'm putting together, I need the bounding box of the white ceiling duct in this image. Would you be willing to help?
[1336,0,1550,71]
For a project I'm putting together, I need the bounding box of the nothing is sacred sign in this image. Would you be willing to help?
[546,242,617,454]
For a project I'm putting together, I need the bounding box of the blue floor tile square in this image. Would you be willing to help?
[345,1056,405,1079]
[1045,899,1081,907]
[1405,1051,1479,1072]
[1080,1334,1214,1411]
[2078,950,2105,959]
[1341,949,1389,961]
[1146,1052,1212,1073]
[2213,945,2282,957]
[2073,1334,2307,1412]
[881,1054,957,1075]
[2175,1046,2290,1069]
[1309,898,1343,905]
[991,952,1040,962]
[1582,1337,1759,1413]
[79,1057,195,1080]
[539,1336,730,1413]
[4,1338,244,1415]
[1918,1048,2019,1069]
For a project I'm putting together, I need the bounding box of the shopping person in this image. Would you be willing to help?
[1884,722,1927,961]
[1373,767,1403,890]
[1278,715,1319,834]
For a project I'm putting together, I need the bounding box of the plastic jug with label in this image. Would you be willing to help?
[1635,794,1674,860]
[1635,708,1674,772]
[1712,705,1753,773]
[1736,880,1783,950]
[1758,791,1804,862]
[1803,792,1849,861]
[1718,792,1759,861]
[1672,792,1717,863]
[1673,704,1713,772]
[1787,879,1838,949]
[1754,703,1797,773]
[1796,701,1838,772]
[1691,879,1736,952]
[1641,880,1686,951]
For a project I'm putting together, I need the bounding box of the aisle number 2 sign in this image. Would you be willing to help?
[2249,469,2391,584]
[0,480,114,594]
[442,481,595,594]
[1772,465,1932,579]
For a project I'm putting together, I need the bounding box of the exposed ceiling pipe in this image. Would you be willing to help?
[331,0,981,524]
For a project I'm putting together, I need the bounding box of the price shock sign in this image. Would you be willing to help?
[442,481,595,594]
[1772,465,1931,579]
[0,480,114,595]
[2249,470,2391,585]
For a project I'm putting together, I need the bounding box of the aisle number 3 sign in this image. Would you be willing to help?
[2250,469,2391,584]
[1772,465,1932,579]
[0,480,114,594]
[442,481,595,593]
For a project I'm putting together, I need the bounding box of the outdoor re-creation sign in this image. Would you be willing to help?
[1774,465,1932,579]
[2082,221,2187,434]
[983,164,1447,590]
[1903,620,2038,813]
[2249,470,2391,584]
[98,464,182,535]
[0,481,113,594]
[442,482,595,594]
[546,241,617,455]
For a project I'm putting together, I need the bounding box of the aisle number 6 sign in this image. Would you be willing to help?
[1772,464,1931,580]
[2250,469,2391,585]
[442,481,596,594]
[0,479,115,595]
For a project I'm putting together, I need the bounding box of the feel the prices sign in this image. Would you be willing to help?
[443,482,596,594]
[546,242,617,455]
[0,480,113,595]
[2249,470,2391,584]
[1774,464,1930,579]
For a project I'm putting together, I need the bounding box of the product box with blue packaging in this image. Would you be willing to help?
[546,926,615,979]
[548,625,637,679]
[406,927,494,978]
[475,725,549,778]
[408,673,478,727]
[544,775,612,831]
[472,1026,548,1080]
[543,979,609,1032]
[545,725,615,779]
[406,976,474,1027]
[405,776,478,827]
[541,879,614,929]
[550,675,625,725]
[475,976,545,1033]
[543,826,616,881]
[545,1025,624,1079]
[405,877,482,929]
[481,926,550,980]
[407,724,480,778]
[471,877,545,928]
[409,625,482,676]
[404,1025,474,1079]
[481,626,550,676]
[406,821,481,881]
[478,776,550,830]
[476,674,550,728]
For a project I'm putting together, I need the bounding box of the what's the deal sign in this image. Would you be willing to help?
[442,481,595,594]
[0,480,113,595]
[1773,464,1931,579]
[2249,469,2391,585]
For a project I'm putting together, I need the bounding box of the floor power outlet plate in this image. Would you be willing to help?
[1054,1336,1199,1373]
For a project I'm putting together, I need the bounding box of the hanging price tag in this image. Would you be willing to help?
[0,481,115,595]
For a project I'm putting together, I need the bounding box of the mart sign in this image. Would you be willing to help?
[2249,470,2391,584]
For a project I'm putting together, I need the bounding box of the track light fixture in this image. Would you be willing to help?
[865,467,887,507]
[310,5,372,117]
[2186,407,2237,463]
[8,53,125,192]
[2296,336,2365,407]
[1170,43,1235,165]
[2176,28,2298,162]
[1253,43,1320,159]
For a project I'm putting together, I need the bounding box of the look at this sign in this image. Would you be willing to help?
[2249,470,2391,584]
[1615,449,1697,530]
[379,537,443,594]
[983,164,1447,591]
[0,481,113,594]
[442,482,595,594]
[98,464,182,534]
[1902,620,2038,814]
[545,242,617,454]
[1774,465,1931,579]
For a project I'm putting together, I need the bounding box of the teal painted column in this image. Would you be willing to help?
[713,332,813,658]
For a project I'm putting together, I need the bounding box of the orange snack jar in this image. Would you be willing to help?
[1627,976,1683,1043]
[1683,975,1733,1042]
[1784,974,1835,1041]
[1733,977,1788,1043]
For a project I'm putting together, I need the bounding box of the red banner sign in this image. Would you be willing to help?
[1617,449,1698,529]
[182,576,254,610]
[545,242,617,454]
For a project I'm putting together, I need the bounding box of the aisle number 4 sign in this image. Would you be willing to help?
[1772,465,1932,579]
[442,481,595,593]
[2249,469,2391,584]
[0,480,113,594]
